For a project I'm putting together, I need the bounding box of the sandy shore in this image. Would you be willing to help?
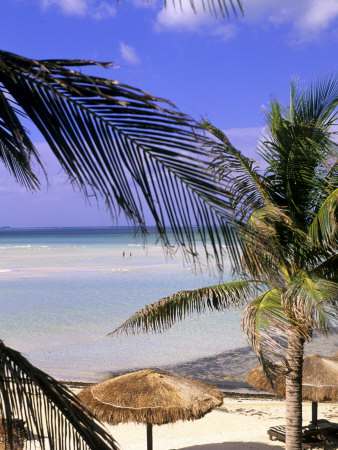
[80,395,337,450]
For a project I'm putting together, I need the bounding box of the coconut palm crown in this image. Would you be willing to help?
[112,75,338,450]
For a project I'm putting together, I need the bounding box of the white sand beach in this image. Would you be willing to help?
[99,396,337,450]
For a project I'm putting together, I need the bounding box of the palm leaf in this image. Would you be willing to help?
[110,280,257,335]
[0,50,240,269]
[260,75,338,229]
[313,253,338,282]
[166,0,244,18]
[241,289,290,360]
[241,205,332,283]
[308,188,338,248]
[0,341,118,450]
[303,73,338,124]
[282,271,338,332]
[202,121,270,222]
[0,90,40,190]
[240,289,308,384]
[240,206,293,283]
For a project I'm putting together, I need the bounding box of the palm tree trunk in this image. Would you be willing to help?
[285,331,304,450]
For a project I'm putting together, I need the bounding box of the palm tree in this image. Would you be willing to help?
[112,75,338,450]
[0,50,239,448]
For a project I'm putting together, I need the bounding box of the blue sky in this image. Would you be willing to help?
[1,0,338,227]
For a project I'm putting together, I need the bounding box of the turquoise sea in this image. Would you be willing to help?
[0,227,336,389]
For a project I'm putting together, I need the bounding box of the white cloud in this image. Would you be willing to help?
[41,0,88,15]
[91,1,116,20]
[298,0,338,33]
[119,42,141,65]
[244,0,338,43]
[224,126,263,160]
[40,0,116,19]
[154,0,338,42]
[211,24,237,40]
[156,6,236,39]
[156,2,212,30]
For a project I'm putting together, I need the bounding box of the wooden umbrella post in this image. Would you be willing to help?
[146,423,153,450]
[311,402,318,427]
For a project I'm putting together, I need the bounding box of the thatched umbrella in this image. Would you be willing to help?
[78,369,224,450]
[247,353,338,426]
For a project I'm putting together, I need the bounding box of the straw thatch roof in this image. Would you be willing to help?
[78,369,224,425]
[247,353,338,402]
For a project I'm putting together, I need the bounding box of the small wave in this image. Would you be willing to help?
[0,245,31,249]
[127,244,142,247]
[0,269,11,273]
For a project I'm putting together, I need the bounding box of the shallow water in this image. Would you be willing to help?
[0,227,336,387]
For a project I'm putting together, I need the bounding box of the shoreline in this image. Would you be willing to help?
[63,378,280,399]
[56,333,338,389]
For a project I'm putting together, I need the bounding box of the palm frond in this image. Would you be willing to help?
[166,0,244,18]
[242,205,334,282]
[313,253,338,281]
[110,280,258,335]
[0,341,118,450]
[0,90,40,190]
[0,50,241,269]
[283,271,338,333]
[202,121,270,222]
[308,188,338,248]
[240,206,293,283]
[260,75,338,229]
[240,289,310,385]
[241,289,290,359]
[302,73,338,124]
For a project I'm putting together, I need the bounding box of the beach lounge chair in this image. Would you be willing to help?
[268,419,338,449]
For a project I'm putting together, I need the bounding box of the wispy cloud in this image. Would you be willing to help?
[92,1,116,20]
[119,42,141,65]
[224,126,264,160]
[211,24,237,40]
[41,0,88,16]
[156,2,212,31]
[41,0,116,19]
[244,0,338,43]
[39,0,338,41]
[154,0,338,42]
[156,5,236,39]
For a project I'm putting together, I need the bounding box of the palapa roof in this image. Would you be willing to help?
[247,353,338,402]
[78,369,224,425]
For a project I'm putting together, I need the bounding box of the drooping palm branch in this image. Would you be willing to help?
[0,50,248,448]
[0,50,242,269]
[0,341,118,450]
[0,89,40,191]
[163,0,244,18]
[111,280,258,335]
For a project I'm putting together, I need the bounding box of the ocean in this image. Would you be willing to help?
[0,227,336,390]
